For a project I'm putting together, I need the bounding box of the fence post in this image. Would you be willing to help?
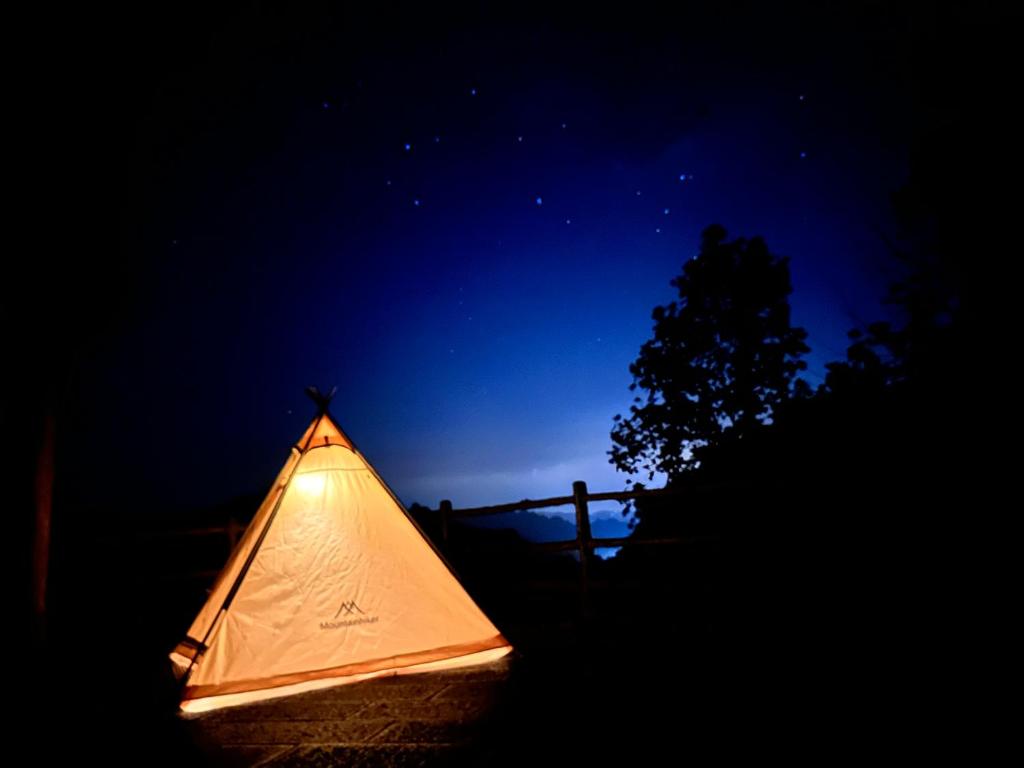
[572,480,592,616]
[439,500,452,548]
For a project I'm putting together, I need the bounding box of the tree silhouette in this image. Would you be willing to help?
[610,224,809,482]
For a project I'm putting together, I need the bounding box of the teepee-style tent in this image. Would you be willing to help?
[170,388,511,712]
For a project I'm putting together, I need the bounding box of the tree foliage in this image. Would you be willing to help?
[610,225,809,482]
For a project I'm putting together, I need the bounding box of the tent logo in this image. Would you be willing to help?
[320,598,378,630]
[334,600,365,619]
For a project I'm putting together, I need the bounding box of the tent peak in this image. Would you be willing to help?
[305,385,337,414]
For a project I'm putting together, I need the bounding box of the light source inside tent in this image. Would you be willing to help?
[292,471,327,496]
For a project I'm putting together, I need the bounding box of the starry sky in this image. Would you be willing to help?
[61,4,913,515]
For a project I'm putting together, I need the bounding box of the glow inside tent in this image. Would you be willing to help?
[171,401,511,712]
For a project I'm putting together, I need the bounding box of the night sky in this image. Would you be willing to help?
[56,4,914,515]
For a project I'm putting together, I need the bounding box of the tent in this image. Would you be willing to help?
[170,389,511,712]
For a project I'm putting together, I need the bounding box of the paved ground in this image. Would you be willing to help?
[174,617,732,767]
[174,616,728,766]
[182,658,516,766]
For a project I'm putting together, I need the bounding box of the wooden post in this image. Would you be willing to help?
[572,480,592,616]
[32,410,56,644]
[439,500,452,548]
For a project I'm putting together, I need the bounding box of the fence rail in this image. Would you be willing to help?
[130,520,246,549]
[438,482,694,547]
[438,481,710,606]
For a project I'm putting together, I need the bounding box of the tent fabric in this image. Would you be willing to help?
[173,412,511,711]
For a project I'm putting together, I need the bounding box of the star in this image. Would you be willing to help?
[413,198,421,207]
[404,143,412,152]
[799,94,806,101]
[679,173,688,181]
[663,208,670,215]
[517,136,524,143]
[561,122,567,129]
[566,219,571,224]
[470,88,477,96]
[636,190,642,196]
[656,228,662,233]
[535,197,543,206]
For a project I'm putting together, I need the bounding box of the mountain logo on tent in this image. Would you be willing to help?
[322,598,377,630]
[334,600,365,619]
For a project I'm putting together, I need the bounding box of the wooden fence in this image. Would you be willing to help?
[439,480,716,605]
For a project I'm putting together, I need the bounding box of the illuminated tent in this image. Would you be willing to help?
[171,388,511,712]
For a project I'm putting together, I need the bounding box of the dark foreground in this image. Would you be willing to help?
[26,611,752,766]
[26,523,984,765]
[27,606,968,767]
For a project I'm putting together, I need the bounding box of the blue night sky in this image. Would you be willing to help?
[66,5,911,515]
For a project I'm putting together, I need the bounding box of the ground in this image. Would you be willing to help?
[184,658,514,766]
[170,614,730,766]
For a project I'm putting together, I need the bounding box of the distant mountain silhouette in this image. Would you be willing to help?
[590,510,633,540]
[462,508,631,548]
